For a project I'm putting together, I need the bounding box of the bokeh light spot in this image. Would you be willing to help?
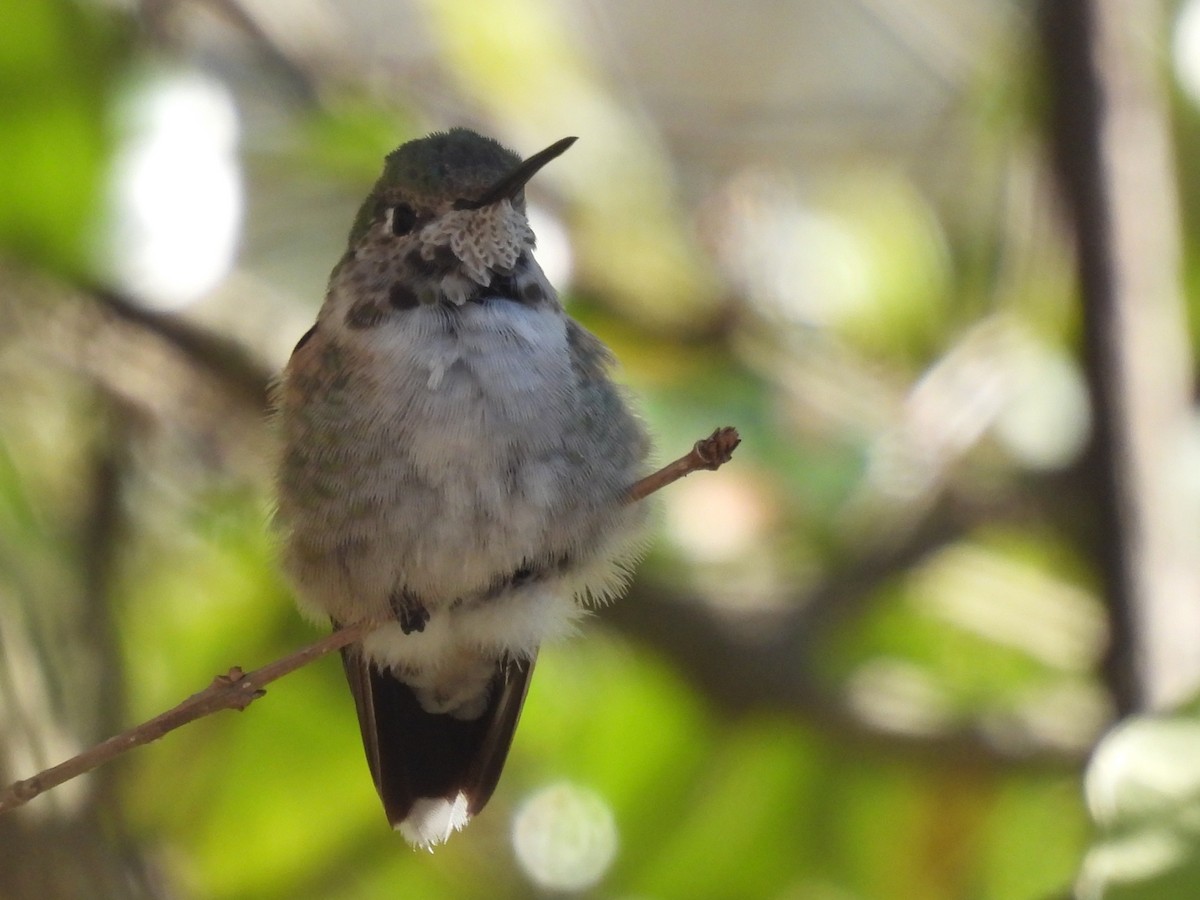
[99,68,242,309]
[512,780,618,893]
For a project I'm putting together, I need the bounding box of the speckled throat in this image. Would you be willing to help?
[335,197,556,331]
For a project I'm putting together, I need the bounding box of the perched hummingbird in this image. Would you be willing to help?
[274,129,649,848]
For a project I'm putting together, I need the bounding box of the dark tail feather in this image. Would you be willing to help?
[340,648,535,846]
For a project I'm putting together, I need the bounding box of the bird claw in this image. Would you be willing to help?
[390,589,431,634]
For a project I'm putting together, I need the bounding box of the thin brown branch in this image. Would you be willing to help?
[0,430,740,815]
[0,624,370,815]
[626,427,742,503]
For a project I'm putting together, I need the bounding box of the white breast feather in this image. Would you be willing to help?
[286,297,642,689]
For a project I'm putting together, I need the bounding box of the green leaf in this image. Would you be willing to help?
[0,0,125,276]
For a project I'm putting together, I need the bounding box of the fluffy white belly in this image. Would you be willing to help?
[278,301,641,680]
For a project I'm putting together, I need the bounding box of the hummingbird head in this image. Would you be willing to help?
[341,129,575,306]
[375,129,575,210]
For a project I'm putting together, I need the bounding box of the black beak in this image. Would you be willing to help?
[455,136,577,210]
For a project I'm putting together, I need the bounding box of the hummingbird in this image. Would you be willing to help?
[274,129,649,848]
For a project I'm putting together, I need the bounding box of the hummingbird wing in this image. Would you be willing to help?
[339,647,535,848]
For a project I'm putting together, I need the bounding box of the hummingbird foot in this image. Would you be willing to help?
[390,589,430,634]
[475,554,573,603]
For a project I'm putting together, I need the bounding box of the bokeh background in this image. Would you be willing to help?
[4,0,1200,897]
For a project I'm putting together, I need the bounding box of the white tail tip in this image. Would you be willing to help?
[397,793,472,850]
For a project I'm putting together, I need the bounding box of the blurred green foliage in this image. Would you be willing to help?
[0,0,124,276]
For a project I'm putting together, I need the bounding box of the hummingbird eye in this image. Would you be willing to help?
[389,203,418,236]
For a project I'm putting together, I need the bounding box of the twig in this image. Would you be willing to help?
[626,427,741,503]
[0,429,740,815]
[0,624,370,814]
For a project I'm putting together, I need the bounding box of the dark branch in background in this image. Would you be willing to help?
[198,0,320,106]
[610,492,1087,771]
[93,289,273,413]
[137,0,318,107]
[612,587,1083,771]
[0,351,168,899]
[78,395,136,813]
[1038,0,1140,716]
[1038,0,1198,713]
[0,432,740,816]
